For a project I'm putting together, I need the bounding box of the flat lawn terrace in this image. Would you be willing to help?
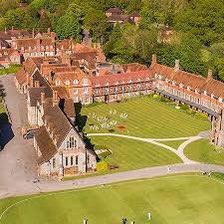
[1,174,224,224]
[91,136,181,172]
[185,139,224,166]
[81,96,210,138]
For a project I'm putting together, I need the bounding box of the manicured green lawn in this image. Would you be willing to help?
[159,140,186,150]
[91,136,182,172]
[0,64,21,75]
[185,139,224,165]
[1,175,224,224]
[82,97,210,138]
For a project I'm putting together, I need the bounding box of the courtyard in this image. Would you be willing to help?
[79,96,211,174]
[82,96,210,138]
[1,174,224,224]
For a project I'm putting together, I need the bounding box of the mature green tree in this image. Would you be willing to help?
[55,4,82,40]
[83,9,107,42]
[4,8,26,29]
[157,32,206,75]
[0,0,17,16]
[174,0,224,46]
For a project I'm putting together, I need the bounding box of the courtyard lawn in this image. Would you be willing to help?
[159,140,186,150]
[81,97,210,138]
[185,139,224,165]
[1,175,224,224]
[91,136,182,172]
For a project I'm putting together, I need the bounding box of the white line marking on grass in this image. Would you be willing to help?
[0,174,220,223]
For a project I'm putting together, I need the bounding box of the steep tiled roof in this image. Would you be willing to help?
[35,126,58,165]
[108,15,129,22]
[43,99,72,148]
[15,67,27,85]
[90,70,154,87]
[106,8,122,13]
[122,63,148,73]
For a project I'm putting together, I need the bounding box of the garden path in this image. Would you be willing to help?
[87,133,204,164]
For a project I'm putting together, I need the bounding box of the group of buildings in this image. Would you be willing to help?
[106,7,141,25]
[2,26,224,178]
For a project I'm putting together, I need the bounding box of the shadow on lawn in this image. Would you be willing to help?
[0,112,14,150]
[75,102,100,161]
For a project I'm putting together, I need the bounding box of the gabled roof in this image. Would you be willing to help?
[90,70,154,87]
[106,7,123,13]
[42,98,73,148]
[35,126,58,165]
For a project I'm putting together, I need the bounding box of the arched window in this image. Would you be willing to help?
[66,136,77,149]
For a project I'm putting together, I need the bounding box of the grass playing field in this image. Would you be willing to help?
[1,174,224,224]
[158,140,186,150]
[185,139,224,165]
[91,136,182,172]
[81,96,210,138]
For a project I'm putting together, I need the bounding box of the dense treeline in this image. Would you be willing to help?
[1,0,224,80]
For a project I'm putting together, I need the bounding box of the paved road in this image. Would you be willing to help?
[0,75,38,199]
[0,163,224,199]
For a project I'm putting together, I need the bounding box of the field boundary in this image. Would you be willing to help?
[0,174,213,223]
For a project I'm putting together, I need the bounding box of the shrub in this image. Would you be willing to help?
[96,161,109,173]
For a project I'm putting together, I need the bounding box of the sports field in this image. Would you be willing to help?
[82,97,210,138]
[1,175,224,224]
[185,139,224,165]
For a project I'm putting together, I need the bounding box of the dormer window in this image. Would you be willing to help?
[73,79,79,85]
[218,97,223,103]
[65,80,70,85]
[211,94,214,99]
[115,81,119,85]
[55,80,61,86]
[195,89,199,94]
[172,81,176,85]
[187,86,191,91]
[129,80,132,83]
[204,90,207,96]
[179,83,183,88]
[83,78,88,86]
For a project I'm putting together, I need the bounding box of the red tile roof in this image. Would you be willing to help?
[90,70,154,87]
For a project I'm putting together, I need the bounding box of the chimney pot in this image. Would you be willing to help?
[174,59,180,71]
[207,69,213,79]
[151,54,157,66]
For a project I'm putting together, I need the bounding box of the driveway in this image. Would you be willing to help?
[0,75,38,198]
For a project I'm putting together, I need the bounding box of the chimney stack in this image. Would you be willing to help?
[30,76,34,87]
[32,28,35,38]
[4,27,7,34]
[62,54,71,66]
[47,27,51,34]
[151,54,157,66]
[34,80,40,88]
[11,26,14,31]
[207,69,213,80]
[53,90,58,106]
[41,92,45,105]
[174,59,180,72]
